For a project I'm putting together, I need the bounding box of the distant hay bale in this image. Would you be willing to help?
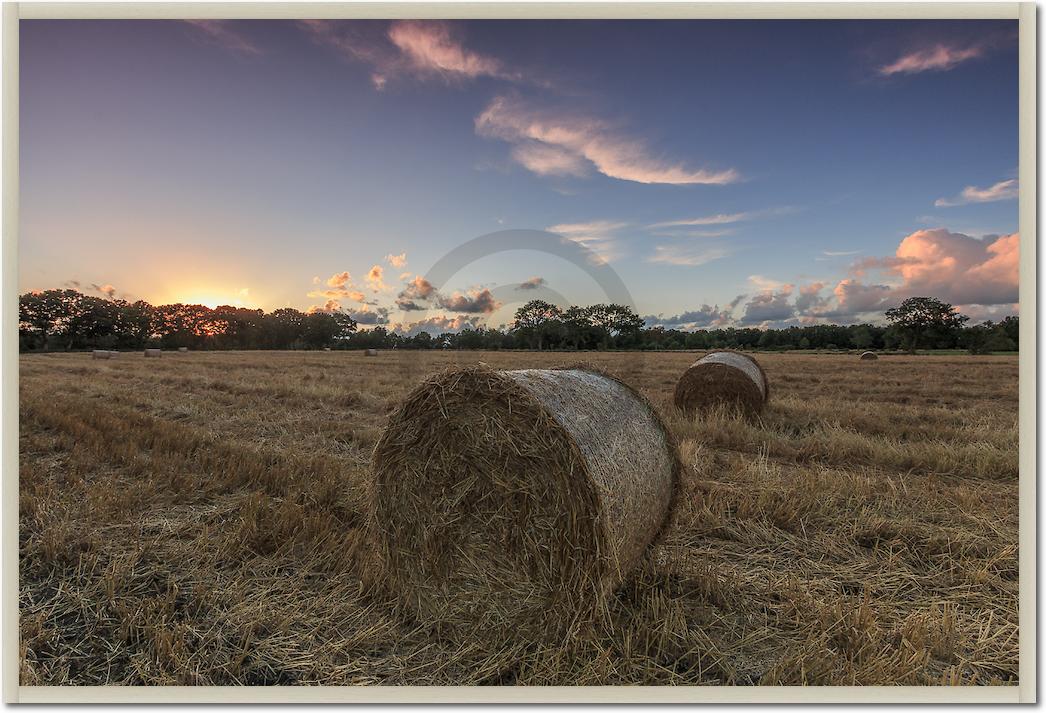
[143,349,162,358]
[323,347,332,352]
[365,349,378,357]
[860,351,878,360]
[177,347,189,353]
[674,350,769,415]
[108,351,118,358]
[370,365,681,642]
[91,350,111,360]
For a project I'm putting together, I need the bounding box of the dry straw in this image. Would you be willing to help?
[369,364,681,644]
[673,350,770,415]
[143,348,162,358]
[860,351,879,360]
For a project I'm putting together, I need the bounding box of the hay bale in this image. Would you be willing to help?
[177,347,189,353]
[143,348,162,358]
[365,349,378,357]
[323,347,332,352]
[370,365,681,642]
[91,350,110,360]
[860,351,878,360]
[673,350,769,414]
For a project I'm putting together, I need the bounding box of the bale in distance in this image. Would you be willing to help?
[860,351,878,360]
[323,347,332,352]
[177,347,189,353]
[91,350,111,360]
[370,365,681,643]
[143,348,162,358]
[365,349,378,357]
[674,350,769,415]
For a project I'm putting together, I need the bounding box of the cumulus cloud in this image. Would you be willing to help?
[935,178,1019,207]
[366,264,388,291]
[392,314,483,337]
[647,245,730,267]
[741,285,795,324]
[878,42,984,76]
[438,288,501,314]
[184,20,262,57]
[395,275,438,311]
[476,95,739,186]
[308,287,368,303]
[327,271,352,288]
[345,304,390,325]
[516,276,547,291]
[643,304,734,330]
[795,229,1020,322]
[385,252,407,269]
[90,283,117,299]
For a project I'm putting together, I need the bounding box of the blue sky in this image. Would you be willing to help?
[20,19,1019,332]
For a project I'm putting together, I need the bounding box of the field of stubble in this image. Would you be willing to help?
[19,350,1019,685]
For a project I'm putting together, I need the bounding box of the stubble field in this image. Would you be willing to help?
[19,349,1019,685]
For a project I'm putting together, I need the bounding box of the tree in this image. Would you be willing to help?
[512,300,563,350]
[885,297,968,353]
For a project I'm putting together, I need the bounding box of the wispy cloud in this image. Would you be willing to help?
[547,220,629,263]
[300,20,536,90]
[647,245,730,267]
[935,178,1019,207]
[184,20,262,57]
[648,212,752,229]
[821,249,862,257]
[878,41,984,76]
[477,95,740,186]
[388,21,517,82]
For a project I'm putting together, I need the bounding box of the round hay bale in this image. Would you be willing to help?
[143,348,162,358]
[860,351,878,360]
[370,365,681,642]
[673,350,769,414]
[365,348,378,357]
[91,350,111,360]
[177,347,189,353]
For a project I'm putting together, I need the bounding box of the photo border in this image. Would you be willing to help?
[2,1,1035,704]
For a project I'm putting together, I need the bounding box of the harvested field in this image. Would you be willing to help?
[19,350,1019,686]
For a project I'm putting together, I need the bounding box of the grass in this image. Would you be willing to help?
[18,350,1018,685]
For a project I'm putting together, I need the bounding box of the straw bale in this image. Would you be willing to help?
[674,350,769,414]
[369,365,681,642]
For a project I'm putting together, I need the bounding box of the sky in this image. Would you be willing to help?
[20,19,1020,334]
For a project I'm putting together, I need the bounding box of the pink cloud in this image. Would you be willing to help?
[326,271,352,288]
[385,252,407,269]
[184,20,262,57]
[392,314,483,337]
[935,178,1018,207]
[366,264,388,291]
[878,42,983,76]
[438,288,501,314]
[388,21,512,81]
[477,95,740,186]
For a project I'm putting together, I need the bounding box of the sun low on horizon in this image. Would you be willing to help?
[18,19,1020,335]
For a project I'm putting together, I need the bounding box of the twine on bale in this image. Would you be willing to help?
[368,364,681,644]
[673,350,770,415]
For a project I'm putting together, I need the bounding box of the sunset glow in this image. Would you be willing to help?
[19,19,1018,333]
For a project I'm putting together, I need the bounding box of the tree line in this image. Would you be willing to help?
[19,289,1018,354]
